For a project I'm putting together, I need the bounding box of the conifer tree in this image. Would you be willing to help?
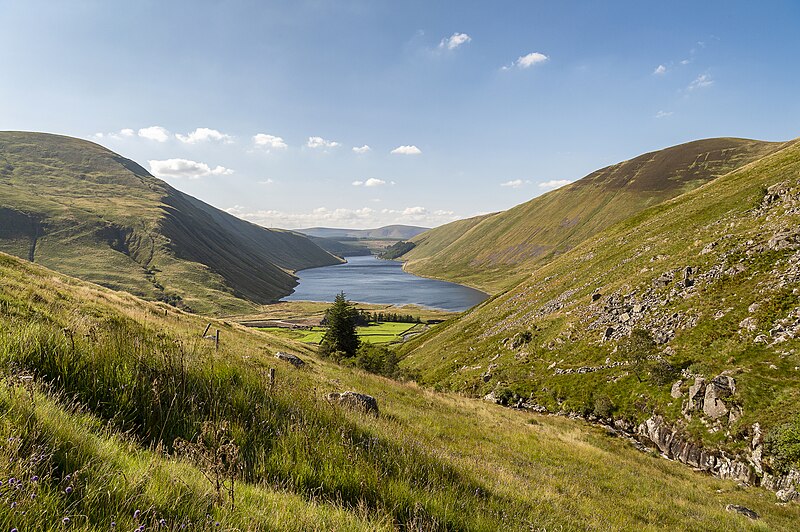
[319,292,360,357]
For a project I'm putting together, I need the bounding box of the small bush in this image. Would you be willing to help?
[764,416,800,474]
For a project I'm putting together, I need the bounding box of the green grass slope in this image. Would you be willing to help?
[399,138,800,484]
[0,131,342,315]
[1,252,798,530]
[402,138,786,293]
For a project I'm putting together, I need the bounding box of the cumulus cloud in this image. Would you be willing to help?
[258,178,274,185]
[538,179,571,189]
[439,32,471,50]
[500,179,529,188]
[307,136,340,149]
[352,145,371,154]
[252,133,288,150]
[138,126,170,142]
[504,52,548,70]
[148,158,233,179]
[119,128,135,137]
[390,145,422,155]
[176,127,233,144]
[653,64,666,75]
[655,110,673,119]
[688,74,713,90]
[352,178,387,187]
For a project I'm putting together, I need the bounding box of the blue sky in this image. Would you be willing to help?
[2,1,799,229]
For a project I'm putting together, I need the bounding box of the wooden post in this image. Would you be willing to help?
[202,323,212,337]
[215,329,220,351]
[269,368,275,388]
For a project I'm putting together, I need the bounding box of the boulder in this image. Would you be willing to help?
[326,391,379,416]
[683,377,705,415]
[725,504,759,520]
[703,375,735,420]
[275,351,305,368]
[670,380,683,399]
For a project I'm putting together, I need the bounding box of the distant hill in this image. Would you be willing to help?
[399,138,800,486]
[399,138,786,293]
[297,225,428,240]
[0,131,342,314]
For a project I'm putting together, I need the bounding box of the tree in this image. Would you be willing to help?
[618,328,657,382]
[319,292,360,358]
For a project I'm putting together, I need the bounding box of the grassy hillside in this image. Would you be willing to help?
[1,252,798,529]
[0,131,342,315]
[401,138,786,293]
[399,138,800,485]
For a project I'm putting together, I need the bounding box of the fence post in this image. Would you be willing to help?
[269,368,275,388]
[202,323,212,337]
[215,329,220,351]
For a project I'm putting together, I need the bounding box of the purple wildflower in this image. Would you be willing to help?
[10,502,16,509]
[8,478,16,485]
[11,528,18,532]
[159,518,167,526]
[133,509,141,519]
[31,476,39,482]
[65,486,73,494]
[111,522,116,528]
[62,517,71,525]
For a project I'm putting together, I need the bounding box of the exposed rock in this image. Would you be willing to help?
[725,505,759,520]
[776,487,799,503]
[767,229,800,251]
[739,317,757,332]
[670,380,683,399]
[275,351,305,367]
[637,416,754,484]
[750,422,764,475]
[683,377,706,415]
[592,292,602,301]
[326,391,379,416]
[703,375,736,420]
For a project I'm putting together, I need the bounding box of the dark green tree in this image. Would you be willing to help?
[319,292,360,357]
[618,328,657,382]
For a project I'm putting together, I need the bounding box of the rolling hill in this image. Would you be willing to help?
[399,138,787,293]
[399,137,800,492]
[298,225,428,240]
[0,131,342,315]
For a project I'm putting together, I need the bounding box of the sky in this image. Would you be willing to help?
[2,1,799,230]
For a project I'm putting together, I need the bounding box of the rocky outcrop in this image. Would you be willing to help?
[637,416,754,483]
[725,504,760,520]
[703,375,736,419]
[326,391,379,416]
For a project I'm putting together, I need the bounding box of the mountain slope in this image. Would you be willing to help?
[298,225,428,239]
[400,138,787,293]
[399,138,800,486]
[1,250,798,529]
[0,131,342,314]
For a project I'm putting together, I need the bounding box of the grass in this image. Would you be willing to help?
[259,321,420,345]
[1,251,798,529]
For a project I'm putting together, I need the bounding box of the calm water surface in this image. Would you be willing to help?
[284,255,488,312]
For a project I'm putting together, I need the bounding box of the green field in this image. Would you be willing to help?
[259,321,421,345]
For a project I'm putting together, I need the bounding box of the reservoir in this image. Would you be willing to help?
[284,255,489,312]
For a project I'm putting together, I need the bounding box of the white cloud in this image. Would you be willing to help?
[680,59,691,65]
[90,132,104,140]
[500,179,529,188]
[258,179,274,185]
[352,145,371,154]
[307,136,340,149]
[390,145,422,155]
[252,133,288,151]
[688,74,713,90]
[176,127,233,144]
[119,128,135,137]
[655,110,673,119]
[439,32,471,50]
[653,64,666,75]
[504,52,548,70]
[148,158,233,179]
[352,178,388,187]
[538,179,571,189]
[138,126,170,142]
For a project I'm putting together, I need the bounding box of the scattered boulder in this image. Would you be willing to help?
[670,380,683,399]
[683,377,706,415]
[725,504,759,520]
[703,375,736,420]
[275,351,305,368]
[326,391,379,416]
[776,487,799,503]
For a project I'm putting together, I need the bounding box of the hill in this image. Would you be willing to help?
[298,225,428,240]
[0,131,342,315]
[399,138,787,293]
[1,251,797,529]
[398,138,800,491]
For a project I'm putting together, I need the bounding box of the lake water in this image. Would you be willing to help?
[284,255,488,312]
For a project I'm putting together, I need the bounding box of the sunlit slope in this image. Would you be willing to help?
[402,138,786,292]
[1,252,798,529]
[0,131,341,314]
[399,138,800,474]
